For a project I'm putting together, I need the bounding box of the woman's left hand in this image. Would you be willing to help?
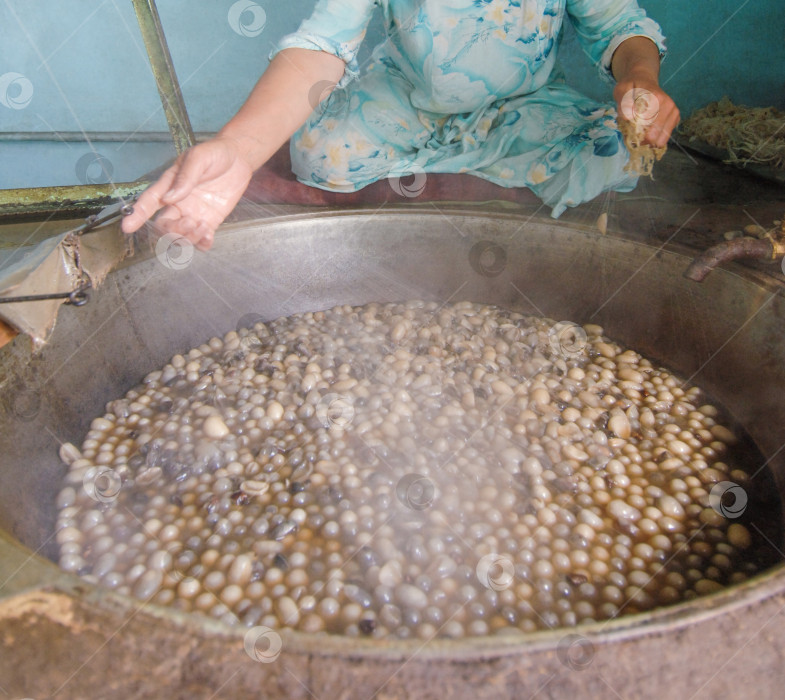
[611,37,680,149]
[613,74,680,149]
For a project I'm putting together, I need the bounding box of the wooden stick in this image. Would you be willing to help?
[0,320,18,348]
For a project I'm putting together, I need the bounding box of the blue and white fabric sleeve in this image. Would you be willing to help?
[566,0,667,83]
[271,0,378,88]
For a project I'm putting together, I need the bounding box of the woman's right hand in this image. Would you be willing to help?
[121,136,256,251]
[121,49,347,250]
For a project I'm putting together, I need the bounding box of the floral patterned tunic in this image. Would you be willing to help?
[275,0,666,215]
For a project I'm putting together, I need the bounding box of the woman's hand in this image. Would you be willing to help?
[121,136,255,251]
[613,73,679,149]
[611,36,680,149]
[121,48,347,252]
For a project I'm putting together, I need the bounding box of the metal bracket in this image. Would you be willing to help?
[0,202,134,306]
[0,280,92,306]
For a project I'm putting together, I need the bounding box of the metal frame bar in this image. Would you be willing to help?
[0,131,211,143]
[0,182,148,220]
[130,0,195,154]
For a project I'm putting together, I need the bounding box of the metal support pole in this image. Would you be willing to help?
[131,0,196,154]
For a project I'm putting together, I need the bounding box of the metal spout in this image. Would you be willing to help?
[684,236,785,282]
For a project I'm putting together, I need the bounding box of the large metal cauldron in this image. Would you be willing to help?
[1,209,785,699]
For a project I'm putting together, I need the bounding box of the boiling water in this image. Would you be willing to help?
[54,301,782,638]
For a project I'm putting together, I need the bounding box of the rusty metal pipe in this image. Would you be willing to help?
[684,236,785,282]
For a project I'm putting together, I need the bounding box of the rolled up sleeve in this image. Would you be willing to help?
[271,0,378,88]
[566,0,666,82]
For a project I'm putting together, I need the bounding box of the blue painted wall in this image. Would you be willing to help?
[559,0,785,113]
[1,0,783,189]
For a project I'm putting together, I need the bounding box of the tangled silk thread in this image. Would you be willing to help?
[680,97,785,170]
[619,118,666,178]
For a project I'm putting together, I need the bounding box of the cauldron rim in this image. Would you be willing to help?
[12,547,784,659]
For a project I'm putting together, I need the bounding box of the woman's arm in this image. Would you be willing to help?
[565,1,677,148]
[121,48,345,249]
[611,36,680,148]
[219,48,346,171]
